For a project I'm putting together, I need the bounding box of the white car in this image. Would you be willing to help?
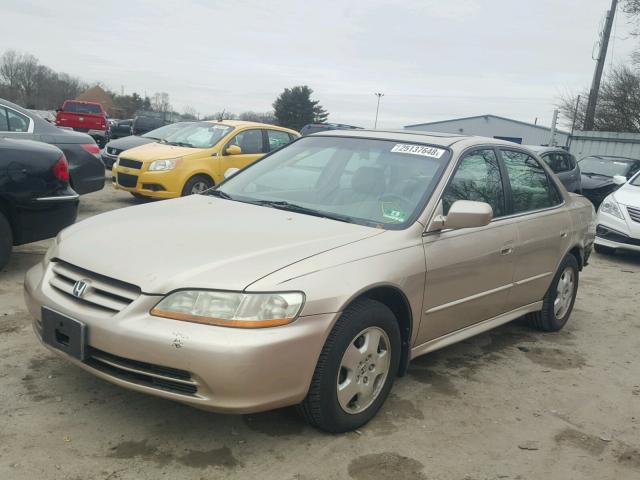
[595,172,640,254]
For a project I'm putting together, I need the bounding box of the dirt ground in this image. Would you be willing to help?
[1,176,639,480]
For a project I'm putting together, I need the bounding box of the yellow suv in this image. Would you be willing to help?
[112,120,299,198]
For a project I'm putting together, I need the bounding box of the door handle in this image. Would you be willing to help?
[500,247,513,256]
[560,231,568,238]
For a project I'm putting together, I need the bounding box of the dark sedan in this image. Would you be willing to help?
[109,119,133,139]
[0,98,105,195]
[101,122,195,168]
[0,138,78,269]
[579,155,640,207]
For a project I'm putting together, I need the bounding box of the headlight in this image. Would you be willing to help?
[149,158,179,171]
[150,290,305,328]
[43,235,59,264]
[599,195,623,220]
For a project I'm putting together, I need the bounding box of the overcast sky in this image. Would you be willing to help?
[1,0,637,128]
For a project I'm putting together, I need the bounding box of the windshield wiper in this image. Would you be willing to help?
[165,141,194,148]
[206,189,233,200]
[252,200,354,223]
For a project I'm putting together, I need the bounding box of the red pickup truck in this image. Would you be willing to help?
[55,100,109,147]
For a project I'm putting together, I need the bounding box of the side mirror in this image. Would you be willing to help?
[226,145,242,156]
[442,200,493,230]
[224,167,240,179]
[613,175,627,186]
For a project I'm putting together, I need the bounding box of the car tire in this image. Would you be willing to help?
[181,175,214,196]
[0,213,13,271]
[528,254,579,332]
[298,298,401,433]
[594,244,616,255]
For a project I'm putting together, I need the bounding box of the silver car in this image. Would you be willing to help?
[24,130,595,432]
[526,146,582,193]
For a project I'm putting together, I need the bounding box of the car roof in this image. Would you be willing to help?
[582,154,639,162]
[524,145,568,154]
[311,128,528,151]
[202,120,298,134]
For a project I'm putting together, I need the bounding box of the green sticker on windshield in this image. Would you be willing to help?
[381,204,408,222]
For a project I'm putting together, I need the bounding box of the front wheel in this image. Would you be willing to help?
[528,254,579,332]
[182,175,214,196]
[298,298,401,433]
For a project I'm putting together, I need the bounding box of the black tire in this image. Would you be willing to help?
[181,175,214,196]
[594,243,616,255]
[0,213,13,271]
[298,298,401,433]
[528,254,579,332]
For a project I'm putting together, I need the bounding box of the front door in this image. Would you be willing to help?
[223,128,266,172]
[417,148,517,344]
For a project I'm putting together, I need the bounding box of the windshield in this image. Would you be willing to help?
[215,136,451,229]
[579,156,632,177]
[631,171,640,186]
[162,122,233,148]
[142,122,195,140]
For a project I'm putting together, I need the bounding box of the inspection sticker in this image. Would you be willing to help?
[391,144,445,158]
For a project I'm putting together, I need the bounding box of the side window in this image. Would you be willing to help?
[227,129,264,154]
[6,108,30,132]
[502,150,561,214]
[0,107,8,131]
[442,149,505,217]
[543,153,572,173]
[267,130,293,152]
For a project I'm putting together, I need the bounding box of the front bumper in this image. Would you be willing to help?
[112,167,184,198]
[101,152,117,169]
[595,206,640,253]
[24,261,336,413]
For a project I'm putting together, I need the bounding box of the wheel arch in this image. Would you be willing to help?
[182,172,215,194]
[345,285,413,377]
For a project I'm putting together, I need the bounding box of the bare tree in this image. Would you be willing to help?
[0,50,22,96]
[558,65,640,132]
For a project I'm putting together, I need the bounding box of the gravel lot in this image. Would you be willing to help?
[1,176,639,480]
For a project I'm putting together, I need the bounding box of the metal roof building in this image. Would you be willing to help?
[404,114,569,146]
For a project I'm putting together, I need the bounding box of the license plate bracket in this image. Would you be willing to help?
[41,308,87,361]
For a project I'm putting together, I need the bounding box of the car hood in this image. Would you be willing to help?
[56,195,384,293]
[106,136,154,151]
[581,174,614,190]
[614,184,640,206]
[118,142,205,161]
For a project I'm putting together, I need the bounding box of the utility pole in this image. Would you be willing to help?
[374,92,384,128]
[548,109,559,147]
[584,0,617,130]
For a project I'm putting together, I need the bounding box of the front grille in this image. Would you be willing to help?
[627,206,640,223]
[107,147,122,156]
[49,260,140,314]
[116,172,138,188]
[86,347,198,396]
[118,158,143,169]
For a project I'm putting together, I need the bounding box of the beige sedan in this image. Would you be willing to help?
[24,130,595,432]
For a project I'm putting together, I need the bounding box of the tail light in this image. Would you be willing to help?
[81,143,101,158]
[52,155,70,182]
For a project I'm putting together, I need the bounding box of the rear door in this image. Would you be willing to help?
[0,105,36,141]
[499,149,569,310]
[418,148,517,344]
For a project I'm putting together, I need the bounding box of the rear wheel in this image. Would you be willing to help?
[182,175,214,196]
[528,254,579,332]
[298,298,401,433]
[0,213,13,271]
[594,243,616,255]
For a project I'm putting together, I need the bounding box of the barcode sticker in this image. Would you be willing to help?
[391,144,445,158]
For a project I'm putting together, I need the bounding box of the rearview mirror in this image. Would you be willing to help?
[613,175,627,186]
[226,145,242,156]
[443,200,493,230]
[224,167,240,179]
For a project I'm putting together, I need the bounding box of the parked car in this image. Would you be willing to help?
[594,170,640,255]
[579,155,640,208]
[102,122,196,169]
[55,100,109,148]
[300,123,362,135]
[112,120,299,198]
[109,119,133,140]
[0,138,78,269]
[132,115,169,136]
[525,146,581,193]
[0,98,105,195]
[25,130,595,432]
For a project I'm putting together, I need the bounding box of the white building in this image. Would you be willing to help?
[404,114,569,146]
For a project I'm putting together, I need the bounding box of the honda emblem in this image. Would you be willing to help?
[72,279,89,298]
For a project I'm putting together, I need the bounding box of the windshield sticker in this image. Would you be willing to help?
[381,204,408,222]
[391,144,445,158]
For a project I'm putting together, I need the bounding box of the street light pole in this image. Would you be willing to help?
[374,92,384,129]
